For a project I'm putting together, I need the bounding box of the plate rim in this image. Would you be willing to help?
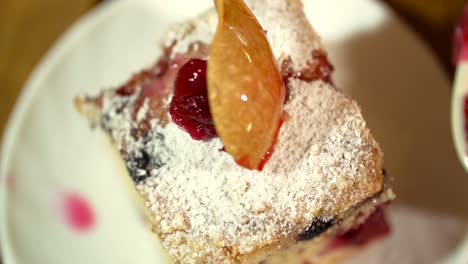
[0,0,134,262]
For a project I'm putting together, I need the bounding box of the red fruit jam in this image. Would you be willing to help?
[325,206,390,254]
[169,59,217,140]
[453,4,468,64]
[111,46,186,138]
[281,50,334,83]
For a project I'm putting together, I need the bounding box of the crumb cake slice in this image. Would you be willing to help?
[76,0,395,263]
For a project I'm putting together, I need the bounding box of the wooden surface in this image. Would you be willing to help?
[0,0,99,133]
[385,0,466,74]
[0,0,466,134]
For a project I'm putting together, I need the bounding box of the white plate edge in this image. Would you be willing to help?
[0,0,135,262]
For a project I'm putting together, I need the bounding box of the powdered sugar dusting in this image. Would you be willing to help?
[167,0,323,71]
[247,0,324,69]
[128,79,382,263]
[85,0,388,263]
[99,78,384,263]
[101,90,142,151]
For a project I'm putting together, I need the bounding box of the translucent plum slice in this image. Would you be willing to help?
[208,0,285,170]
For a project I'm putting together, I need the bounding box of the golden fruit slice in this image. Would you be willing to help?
[208,0,285,170]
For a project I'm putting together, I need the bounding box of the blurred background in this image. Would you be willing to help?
[0,0,466,134]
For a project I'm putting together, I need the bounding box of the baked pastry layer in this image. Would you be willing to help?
[76,0,394,263]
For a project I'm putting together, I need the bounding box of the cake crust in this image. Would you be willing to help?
[76,0,393,263]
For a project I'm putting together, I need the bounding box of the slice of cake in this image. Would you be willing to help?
[75,0,394,263]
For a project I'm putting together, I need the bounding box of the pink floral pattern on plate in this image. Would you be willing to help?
[60,191,96,233]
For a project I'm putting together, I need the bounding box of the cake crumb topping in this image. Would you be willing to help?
[92,0,387,262]
[100,77,383,262]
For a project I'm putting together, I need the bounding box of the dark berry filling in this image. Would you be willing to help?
[297,218,335,241]
[169,59,217,140]
[125,132,171,184]
[324,206,390,254]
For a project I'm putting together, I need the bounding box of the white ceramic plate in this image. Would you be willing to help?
[2,0,468,263]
